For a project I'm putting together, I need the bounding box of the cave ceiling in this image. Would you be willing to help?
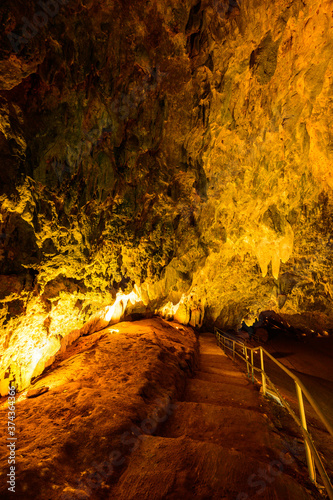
[1,0,333,392]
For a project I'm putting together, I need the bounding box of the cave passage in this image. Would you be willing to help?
[1,0,333,498]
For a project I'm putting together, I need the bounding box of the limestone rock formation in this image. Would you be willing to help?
[1,0,333,391]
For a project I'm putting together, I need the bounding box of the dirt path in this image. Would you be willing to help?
[110,332,318,499]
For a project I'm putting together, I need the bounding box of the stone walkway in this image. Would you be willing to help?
[111,332,316,499]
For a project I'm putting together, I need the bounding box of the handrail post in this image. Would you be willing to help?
[260,348,266,396]
[232,341,235,361]
[250,350,254,383]
[295,381,316,483]
[245,346,250,377]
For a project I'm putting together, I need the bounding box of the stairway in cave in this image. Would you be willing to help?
[111,333,317,499]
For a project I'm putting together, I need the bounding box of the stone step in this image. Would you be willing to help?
[198,352,246,370]
[112,435,312,500]
[199,352,245,363]
[159,401,286,463]
[194,369,247,384]
[183,377,259,407]
[195,364,244,377]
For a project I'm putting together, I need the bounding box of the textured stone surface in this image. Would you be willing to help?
[0,319,198,499]
[1,0,333,391]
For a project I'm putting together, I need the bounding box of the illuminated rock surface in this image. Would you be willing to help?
[0,319,198,499]
[1,0,333,389]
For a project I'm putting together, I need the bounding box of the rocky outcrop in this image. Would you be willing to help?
[1,0,333,391]
[0,318,198,499]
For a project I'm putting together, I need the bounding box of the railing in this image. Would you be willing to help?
[214,327,333,500]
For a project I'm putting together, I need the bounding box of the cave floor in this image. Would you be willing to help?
[0,323,326,499]
[262,334,333,426]
[248,333,333,478]
[111,332,320,500]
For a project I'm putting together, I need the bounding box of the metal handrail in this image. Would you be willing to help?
[214,327,333,500]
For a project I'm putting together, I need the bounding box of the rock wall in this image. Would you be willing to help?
[1,0,333,391]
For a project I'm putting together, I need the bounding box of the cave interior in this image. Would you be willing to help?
[0,0,333,498]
